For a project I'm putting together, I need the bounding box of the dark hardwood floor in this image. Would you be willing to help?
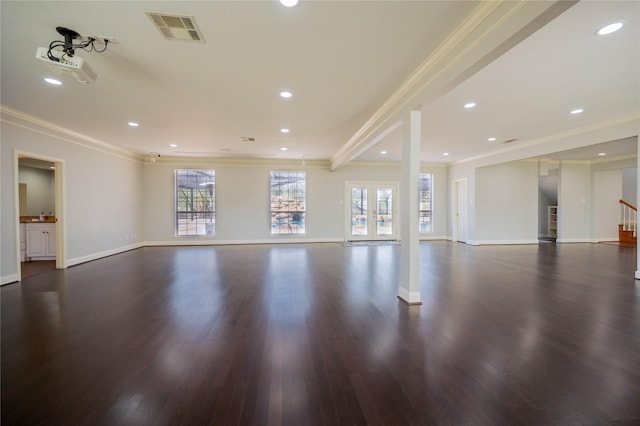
[20,259,56,279]
[2,242,639,425]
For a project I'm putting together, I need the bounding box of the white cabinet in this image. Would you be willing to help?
[26,223,56,260]
[20,223,26,261]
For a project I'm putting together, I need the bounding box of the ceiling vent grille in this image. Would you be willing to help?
[501,138,519,144]
[145,11,204,42]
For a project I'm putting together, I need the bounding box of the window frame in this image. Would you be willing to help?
[175,169,216,237]
[270,171,306,235]
[419,173,433,234]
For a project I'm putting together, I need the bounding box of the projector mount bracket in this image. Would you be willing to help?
[56,26,81,57]
[46,26,110,62]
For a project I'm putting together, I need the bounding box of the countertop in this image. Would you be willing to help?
[20,216,56,223]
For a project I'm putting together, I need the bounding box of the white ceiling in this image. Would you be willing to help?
[1,1,638,166]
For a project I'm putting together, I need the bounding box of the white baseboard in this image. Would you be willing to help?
[143,237,343,246]
[398,286,422,305]
[556,238,591,243]
[467,239,539,246]
[419,235,447,241]
[66,242,144,267]
[1,274,19,286]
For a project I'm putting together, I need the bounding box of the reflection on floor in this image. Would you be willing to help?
[21,260,56,279]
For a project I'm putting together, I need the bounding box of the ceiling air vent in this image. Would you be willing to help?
[145,11,204,42]
[501,138,519,144]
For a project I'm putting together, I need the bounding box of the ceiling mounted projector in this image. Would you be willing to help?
[36,46,97,83]
[35,26,113,84]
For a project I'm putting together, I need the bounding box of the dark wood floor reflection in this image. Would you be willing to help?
[21,259,56,279]
[2,242,639,425]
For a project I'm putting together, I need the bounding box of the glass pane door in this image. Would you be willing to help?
[351,187,368,236]
[347,183,398,241]
[376,188,393,236]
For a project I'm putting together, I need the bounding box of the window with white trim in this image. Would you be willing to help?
[176,169,215,236]
[419,173,433,233]
[270,171,306,234]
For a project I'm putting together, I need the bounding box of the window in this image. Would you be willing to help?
[419,173,433,233]
[176,169,215,236]
[270,171,305,234]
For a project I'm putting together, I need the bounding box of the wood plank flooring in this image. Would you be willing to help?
[2,241,639,425]
[20,259,56,279]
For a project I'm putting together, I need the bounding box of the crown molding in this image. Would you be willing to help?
[1,105,143,162]
[453,113,640,166]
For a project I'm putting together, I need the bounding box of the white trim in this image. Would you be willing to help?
[467,239,539,245]
[419,235,447,241]
[66,243,144,267]
[1,275,19,286]
[398,286,422,305]
[556,238,592,243]
[1,106,141,163]
[635,270,640,280]
[143,238,342,247]
[454,114,640,166]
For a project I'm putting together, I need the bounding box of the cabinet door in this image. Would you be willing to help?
[26,230,46,257]
[45,229,56,256]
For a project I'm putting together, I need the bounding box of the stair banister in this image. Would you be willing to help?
[619,199,637,236]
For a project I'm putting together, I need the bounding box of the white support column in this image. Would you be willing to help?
[398,110,422,305]
[635,137,640,280]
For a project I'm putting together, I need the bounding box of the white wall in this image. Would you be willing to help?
[475,160,539,244]
[1,121,143,284]
[18,166,55,215]
[594,169,622,241]
[142,160,448,244]
[558,162,590,242]
[622,167,637,206]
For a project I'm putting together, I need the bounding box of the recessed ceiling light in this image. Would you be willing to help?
[380,150,388,155]
[570,108,584,115]
[280,147,288,151]
[44,77,62,85]
[598,152,606,156]
[597,22,623,35]
[280,91,292,98]
[443,152,450,156]
[464,102,476,109]
[169,144,177,148]
[488,137,497,142]
[280,0,299,7]
[128,122,139,127]
[280,128,290,133]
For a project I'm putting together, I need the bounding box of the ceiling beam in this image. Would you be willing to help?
[330,0,578,171]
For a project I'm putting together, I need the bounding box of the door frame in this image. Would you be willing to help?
[345,181,399,241]
[452,178,468,243]
[13,150,66,282]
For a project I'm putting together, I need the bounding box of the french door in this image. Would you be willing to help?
[346,182,398,241]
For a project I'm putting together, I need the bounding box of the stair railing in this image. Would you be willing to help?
[619,199,637,236]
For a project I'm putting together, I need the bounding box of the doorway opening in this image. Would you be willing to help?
[538,162,558,243]
[15,154,64,281]
[452,179,468,243]
[345,182,398,242]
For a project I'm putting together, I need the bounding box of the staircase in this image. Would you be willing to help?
[619,199,637,244]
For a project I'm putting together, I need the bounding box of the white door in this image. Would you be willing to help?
[453,179,468,243]
[346,183,398,241]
